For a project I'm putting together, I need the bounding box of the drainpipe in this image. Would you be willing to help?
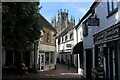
[0,2,2,80]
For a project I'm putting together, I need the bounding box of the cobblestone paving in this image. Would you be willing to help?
[2,63,85,80]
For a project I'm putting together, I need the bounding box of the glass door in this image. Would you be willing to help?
[40,53,45,71]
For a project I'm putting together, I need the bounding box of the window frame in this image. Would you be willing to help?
[45,52,49,65]
[70,33,73,40]
[107,0,118,18]
[82,21,88,37]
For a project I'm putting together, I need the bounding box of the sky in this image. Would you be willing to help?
[40,1,94,25]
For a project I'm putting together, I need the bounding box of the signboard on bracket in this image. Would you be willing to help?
[87,18,99,26]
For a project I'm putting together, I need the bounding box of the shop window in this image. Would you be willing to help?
[107,0,118,17]
[50,52,54,64]
[5,50,13,67]
[45,52,49,65]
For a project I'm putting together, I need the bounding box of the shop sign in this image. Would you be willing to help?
[88,18,99,26]
[94,25,120,44]
[66,44,71,47]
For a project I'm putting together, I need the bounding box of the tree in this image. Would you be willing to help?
[2,2,42,52]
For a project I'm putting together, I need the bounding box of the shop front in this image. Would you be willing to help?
[37,44,56,71]
[94,23,120,80]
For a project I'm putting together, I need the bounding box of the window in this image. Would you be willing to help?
[45,52,49,65]
[51,32,54,44]
[62,37,64,42]
[70,33,73,40]
[108,0,118,15]
[50,52,54,64]
[58,38,60,44]
[66,44,71,48]
[65,35,68,41]
[40,30,44,41]
[82,21,88,37]
[47,33,49,43]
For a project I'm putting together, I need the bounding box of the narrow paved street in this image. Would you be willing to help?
[2,63,85,80]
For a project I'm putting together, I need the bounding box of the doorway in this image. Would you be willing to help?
[38,53,45,71]
[85,49,92,80]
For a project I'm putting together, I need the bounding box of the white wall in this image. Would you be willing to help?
[75,25,85,77]
[73,28,77,45]
[94,1,120,34]
[77,25,83,43]
[38,44,55,51]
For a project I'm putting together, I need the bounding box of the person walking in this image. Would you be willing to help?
[67,60,70,70]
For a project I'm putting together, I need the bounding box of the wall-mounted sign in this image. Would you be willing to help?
[88,18,99,26]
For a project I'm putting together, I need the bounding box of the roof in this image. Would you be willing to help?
[39,14,56,32]
[75,0,99,29]
[56,26,74,38]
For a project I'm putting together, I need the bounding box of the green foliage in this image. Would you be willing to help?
[2,2,42,52]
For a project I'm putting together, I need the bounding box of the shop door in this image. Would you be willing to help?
[109,47,116,80]
[40,54,45,71]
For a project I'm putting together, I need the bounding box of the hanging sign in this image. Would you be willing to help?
[87,18,99,26]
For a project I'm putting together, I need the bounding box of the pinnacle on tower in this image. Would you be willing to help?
[64,9,66,13]
[60,9,62,13]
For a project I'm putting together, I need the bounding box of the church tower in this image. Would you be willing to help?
[56,9,68,32]
[52,9,75,33]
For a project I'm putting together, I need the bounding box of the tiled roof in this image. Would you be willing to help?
[39,14,56,32]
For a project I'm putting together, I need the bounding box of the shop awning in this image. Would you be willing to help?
[72,42,83,54]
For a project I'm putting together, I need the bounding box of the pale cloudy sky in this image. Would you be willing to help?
[40,1,94,25]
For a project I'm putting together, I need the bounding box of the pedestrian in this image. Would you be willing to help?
[67,60,70,70]
[19,62,29,75]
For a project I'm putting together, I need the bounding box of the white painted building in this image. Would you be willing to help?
[93,0,120,80]
[76,0,120,79]
[75,24,83,75]
[58,28,77,67]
